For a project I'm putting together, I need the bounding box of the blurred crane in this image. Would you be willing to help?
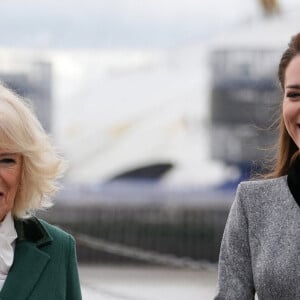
[258,0,281,16]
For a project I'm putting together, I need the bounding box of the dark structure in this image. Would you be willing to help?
[0,61,52,132]
[210,48,282,181]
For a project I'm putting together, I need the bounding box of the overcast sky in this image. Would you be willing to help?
[0,0,298,48]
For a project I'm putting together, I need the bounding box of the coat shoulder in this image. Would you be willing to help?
[38,219,72,240]
[238,176,288,199]
[239,175,287,191]
[37,218,75,248]
[236,175,290,213]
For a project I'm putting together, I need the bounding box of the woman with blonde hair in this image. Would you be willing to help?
[0,84,81,299]
[215,32,300,299]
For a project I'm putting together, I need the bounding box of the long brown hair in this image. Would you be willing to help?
[265,33,300,178]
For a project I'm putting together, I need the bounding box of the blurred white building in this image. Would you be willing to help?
[0,51,52,132]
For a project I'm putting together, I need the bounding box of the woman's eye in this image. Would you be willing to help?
[286,92,300,98]
[0,158,16,164]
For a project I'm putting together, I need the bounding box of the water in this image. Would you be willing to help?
[79,264,218,300]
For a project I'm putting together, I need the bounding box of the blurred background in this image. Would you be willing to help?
[1,0,300,298]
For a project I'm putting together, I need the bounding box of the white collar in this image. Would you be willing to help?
[0,211,17,288]
[0,212,17,242]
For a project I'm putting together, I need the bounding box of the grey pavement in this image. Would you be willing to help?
[79,264,218,300]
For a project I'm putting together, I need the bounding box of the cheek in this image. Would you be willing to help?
[6,169,21,191]
[283,101,296,126]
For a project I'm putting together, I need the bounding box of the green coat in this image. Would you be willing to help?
[0,217,82,300]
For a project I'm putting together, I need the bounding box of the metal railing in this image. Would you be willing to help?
[39,181,235,266]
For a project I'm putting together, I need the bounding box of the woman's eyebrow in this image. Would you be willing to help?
[286,84,300,89]
[0,153,16,157]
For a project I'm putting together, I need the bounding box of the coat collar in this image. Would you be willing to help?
[0,217,53,300]
[14,217,53,246]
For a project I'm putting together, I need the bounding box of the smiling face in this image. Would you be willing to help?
[283,55,300,151]
[0,149,22,222]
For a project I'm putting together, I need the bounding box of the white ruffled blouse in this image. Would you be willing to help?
[0,212,17,291]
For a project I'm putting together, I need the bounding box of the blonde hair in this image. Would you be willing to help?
[0,84,66,218]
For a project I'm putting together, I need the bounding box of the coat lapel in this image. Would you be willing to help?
[0,242,50,300]
[0,217,53,300]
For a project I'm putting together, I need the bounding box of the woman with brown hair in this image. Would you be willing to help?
[215,33,300,299]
